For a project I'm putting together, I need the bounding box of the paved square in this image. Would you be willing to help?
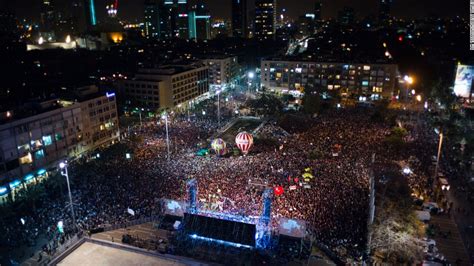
[57,242,186,266]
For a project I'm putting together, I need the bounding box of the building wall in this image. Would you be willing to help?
[144,0,160,39]
[203,56,239,87]
[79,93,120,150]
[123,79,164,109]
[254,0,276,40]
[261,60,398,99]
[123,65,209,110]
[0,93,119,195]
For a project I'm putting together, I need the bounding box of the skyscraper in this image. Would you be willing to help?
[254,0,276,40]
[231,0,248,38]
[379,0,392,22]
[314,1,322,21]
[144,0,160,39]
[189,2,211,40]
[159,0,189,39]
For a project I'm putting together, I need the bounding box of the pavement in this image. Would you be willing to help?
[443,176,474,264]
[430,214,471,266]
[57,241,186,266]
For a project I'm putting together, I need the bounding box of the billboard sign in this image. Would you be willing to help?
[453,64,474,98]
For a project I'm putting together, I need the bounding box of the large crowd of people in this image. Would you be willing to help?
[0,99,440,263]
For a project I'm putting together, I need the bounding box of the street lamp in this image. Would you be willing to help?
[433,129,444,181]
[403,75,414,103]
[59,161,76,229]
[402,167,412,175]
[162,113,170,160]
[216,90,221,128]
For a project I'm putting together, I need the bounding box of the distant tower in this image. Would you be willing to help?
[159,0,189,39]
[188,2,211,40]
[231,0,248,38]
[144,0,160,39]
[254,0,276,40]
[379,0,392,22]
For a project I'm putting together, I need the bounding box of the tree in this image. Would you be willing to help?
[370,214,424,263]
[430,78,457,113]
[370,173,425,263]
[247,94,284,116]
[302,91,321,114]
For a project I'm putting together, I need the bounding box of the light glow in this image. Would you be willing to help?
[189,234,253,249]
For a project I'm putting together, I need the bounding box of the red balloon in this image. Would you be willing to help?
[274,186,284,196]
[235,132,254,155]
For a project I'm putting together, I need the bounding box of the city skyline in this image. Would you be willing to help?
[2,0,465,22]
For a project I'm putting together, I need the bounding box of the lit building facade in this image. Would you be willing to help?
[254,0,276,40]
[144,0,160,39]
[188,3,211,40]
[159,0,189,39]
[122,63,209,110]
[202,56,239,88]
[261,59,398,100]
[0,87,119,200]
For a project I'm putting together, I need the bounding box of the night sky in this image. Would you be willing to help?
[1,0,466,22]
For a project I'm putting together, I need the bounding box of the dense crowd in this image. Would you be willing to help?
[0,104,439,262]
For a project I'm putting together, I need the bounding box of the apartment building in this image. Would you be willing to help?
[0,86,119,200]
[202,55,239,88]
[261,59,398,100]
[122,62,209,110]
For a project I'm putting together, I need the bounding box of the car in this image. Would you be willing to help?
[422,202,443,214]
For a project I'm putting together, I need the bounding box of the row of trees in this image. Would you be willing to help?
[370,173,425,263]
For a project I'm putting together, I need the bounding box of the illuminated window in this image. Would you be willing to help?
[42,135,53,146]
[55,133,62,141]
[35,149,45,159]
[362,81,369,86]
[19,153,33,164]
[363,65,371,71]
[30,140,42,149]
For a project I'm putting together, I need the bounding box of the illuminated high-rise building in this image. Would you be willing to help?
[158,0,189,39]
[254,0,276,40]
[231,0,248,38]
[144,0,160,38]
[188,2,210,40]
